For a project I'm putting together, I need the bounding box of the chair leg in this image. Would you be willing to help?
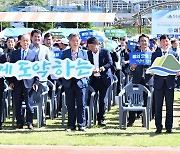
[86,107,90,128]
[119,108,124,129]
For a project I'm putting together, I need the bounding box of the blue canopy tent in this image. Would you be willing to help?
[0,28,33,38]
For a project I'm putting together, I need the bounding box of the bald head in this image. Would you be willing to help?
[20,34,31,50]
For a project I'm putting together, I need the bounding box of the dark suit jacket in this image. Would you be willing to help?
[131,51,151,85]
[0,52,7,95]
[151,48,177,89]
[61,48,89,89]
[87,48,113,87]
[10,48,39,89]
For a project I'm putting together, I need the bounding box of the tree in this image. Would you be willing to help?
[62,22,92,28]
[2,22,11,30]
[27,22,53,32]
[18,0,46,6]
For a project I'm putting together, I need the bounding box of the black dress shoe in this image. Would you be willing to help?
[166,129,172,133]
[127,123,133,127]
[66,126,76,132]
[155,129,162,134]
[16,124,23,129]
[28,124,34,130]
[98,120,106,126]
[78,126,86,132]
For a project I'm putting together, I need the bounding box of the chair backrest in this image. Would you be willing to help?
[85,85,96,106]
[123,83,149,107]
[120,71,126,89]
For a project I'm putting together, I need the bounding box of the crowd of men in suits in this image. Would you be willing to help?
[0,30,179,134]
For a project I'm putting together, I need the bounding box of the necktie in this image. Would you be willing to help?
[163,51,166,56]
[22,50,26,60]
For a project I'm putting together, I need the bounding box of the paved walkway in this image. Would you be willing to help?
[0,146,180,154]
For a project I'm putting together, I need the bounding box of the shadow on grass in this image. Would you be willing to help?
[67,130,180,137]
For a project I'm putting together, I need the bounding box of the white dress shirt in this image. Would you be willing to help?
[29,44,52,61]
[92,51,100,77]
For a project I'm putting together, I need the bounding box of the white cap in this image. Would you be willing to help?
[61,38,69,45]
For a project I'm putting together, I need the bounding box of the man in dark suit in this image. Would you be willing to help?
[128,34,153,126]
[87,37,113,126]
[9,34,39,129]
[0,51,7,129]
[151,34,179,134]
[61,34,88,131]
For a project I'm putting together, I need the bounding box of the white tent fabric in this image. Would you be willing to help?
[0,12,115,22]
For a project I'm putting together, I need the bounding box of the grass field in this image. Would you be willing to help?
[0,92,179,147]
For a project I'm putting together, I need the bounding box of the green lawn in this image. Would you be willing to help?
[0,92,179,147]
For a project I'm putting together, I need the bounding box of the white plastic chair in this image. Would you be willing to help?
[116,83,151,130]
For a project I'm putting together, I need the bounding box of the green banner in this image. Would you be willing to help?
[104,28,126,38]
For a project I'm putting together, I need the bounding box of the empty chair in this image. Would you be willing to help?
[116,83,151,130]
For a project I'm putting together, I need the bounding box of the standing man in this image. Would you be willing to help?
[61,34,88,131]
[87,37,113,126]
[30,29,52,61]
[4,37,16,62]
[0,51,6,129]
[152,34,178,134]
[128,34,152,127]
[9,34,39,129]
[44,32,62,59]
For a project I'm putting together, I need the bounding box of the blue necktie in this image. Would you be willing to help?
[22,50,26,60]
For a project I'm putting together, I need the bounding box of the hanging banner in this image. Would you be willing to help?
[152,9,180,38]
[0,58,94,81]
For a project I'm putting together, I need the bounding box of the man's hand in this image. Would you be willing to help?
[130,63,137,71]
[176,72,180,76]
[93,68,100,74]
[33,83,38,92]
[9,83,14,90]
[99,67,105,72]
[150,72,155,76]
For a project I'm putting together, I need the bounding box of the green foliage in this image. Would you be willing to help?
[27,22,53,33]
[18,0,46,6]
[62,22,92,29]
[2,22,11,30]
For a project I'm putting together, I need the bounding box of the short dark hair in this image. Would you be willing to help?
[87,37,99,45]
[171,39,178,44]
[160,34,170,41]
[68,33,81,41]
[120,37,125,41]
[44,33,54,39]
[112,37,118,40]
[138,34,149,42]
[6,36,15,42]
[31,29,42,37]
[18,35,22,41]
